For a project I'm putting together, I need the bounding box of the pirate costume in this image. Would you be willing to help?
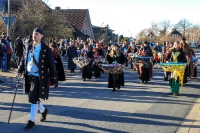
[17,28,58,130]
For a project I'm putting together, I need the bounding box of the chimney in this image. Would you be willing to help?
[55,7,61,10]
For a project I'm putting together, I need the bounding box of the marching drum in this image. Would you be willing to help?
[157,62,186,87]
[73,57,91,68]
[98,64,123,74]
[93,56,103,63]
[131,56,153,77]
[131,56,153,66]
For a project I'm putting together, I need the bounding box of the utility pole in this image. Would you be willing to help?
[117,32,120,44]
[7,0,10,36]
[1,0,16,36]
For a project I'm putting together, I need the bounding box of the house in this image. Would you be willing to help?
[160,28,182,42]
[1,1,95,40]
[55,7,94,40]
[168,28,182,38]
[144,31,157,43]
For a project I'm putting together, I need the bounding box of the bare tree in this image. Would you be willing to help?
[136,29,149,42]
[186,25,200,42]
[151,20,171,38]
[10,0,73,43]
[175,18,192,37]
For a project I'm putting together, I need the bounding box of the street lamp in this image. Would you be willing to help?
[101,22,104,39]
[117,32,120,44]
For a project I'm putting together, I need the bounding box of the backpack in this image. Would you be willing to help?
[7,42,12,54]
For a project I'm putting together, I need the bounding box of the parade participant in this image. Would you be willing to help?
[120,41,129,67]
[163,42,173,63]
[126,42,134,69]
[166,41,187,95]
[106,43,125,91]
[49,43,66,81]
[180,38,194,79]
[153,42,162,63]
[138,41,153,83]
[67,41,78,73]
[189,43,198,77]
[81,42,93,81]
[16,28,58,131]
[93,42,105,78]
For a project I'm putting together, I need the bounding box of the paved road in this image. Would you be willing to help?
[0,52,200,133]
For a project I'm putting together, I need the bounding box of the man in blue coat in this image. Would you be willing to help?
[17,28,58,131]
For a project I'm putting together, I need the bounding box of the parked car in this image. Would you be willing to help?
[190,43,196,48]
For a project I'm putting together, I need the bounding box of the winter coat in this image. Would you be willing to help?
[14,38,24,56]
[18,41,58,100]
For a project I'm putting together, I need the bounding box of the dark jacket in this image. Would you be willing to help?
[14,38,24,56]
[0,43,4,57]
[166,47,187,63]
[18,41,58,100]
[67,45,78,69]
[0,38,7,53]
[106,51,125,64]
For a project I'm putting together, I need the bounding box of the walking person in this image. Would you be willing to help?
[0,38,4,83]
[106,44,125,91]
[16,28,58,131]
[1,35,8,72]
[14,36,24,67]
[49,42,66,81]
[81,42,93,81]
[67,41,78,73]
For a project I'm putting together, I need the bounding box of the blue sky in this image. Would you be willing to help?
[46,0,200,38]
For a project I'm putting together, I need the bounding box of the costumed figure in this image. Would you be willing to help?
[163,42,173,81]
[190,45,198,78]
[16,28,58,130]
[49,43,66,81]
[106,44,125,91]
[166,41,187,95]
[152,42,162,64]
[180,38,194,79]
[93,43,105,78]
[137,41,153,83]
[81,42,93,81]
[67,41,78,73]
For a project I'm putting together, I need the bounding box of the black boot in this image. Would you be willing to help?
[112,87,116,92]
[40,108,48,122]
[25,120,35,131]
[118,85,120,90]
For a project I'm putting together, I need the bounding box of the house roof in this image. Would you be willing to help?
[147,31,155,37]
[169,28,182,35]
[71,24,89,38]
[92,25,100,28]
[59,9,88,31]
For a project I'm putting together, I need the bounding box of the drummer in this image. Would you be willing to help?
[93,42,105,78]
[80,42,94,81]
[138,41,153,83]
[166,41,187,95]
[106,43,125,92]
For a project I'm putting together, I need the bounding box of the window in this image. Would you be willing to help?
[172,34,179,37]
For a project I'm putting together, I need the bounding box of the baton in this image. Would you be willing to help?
[7,75,21,124]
